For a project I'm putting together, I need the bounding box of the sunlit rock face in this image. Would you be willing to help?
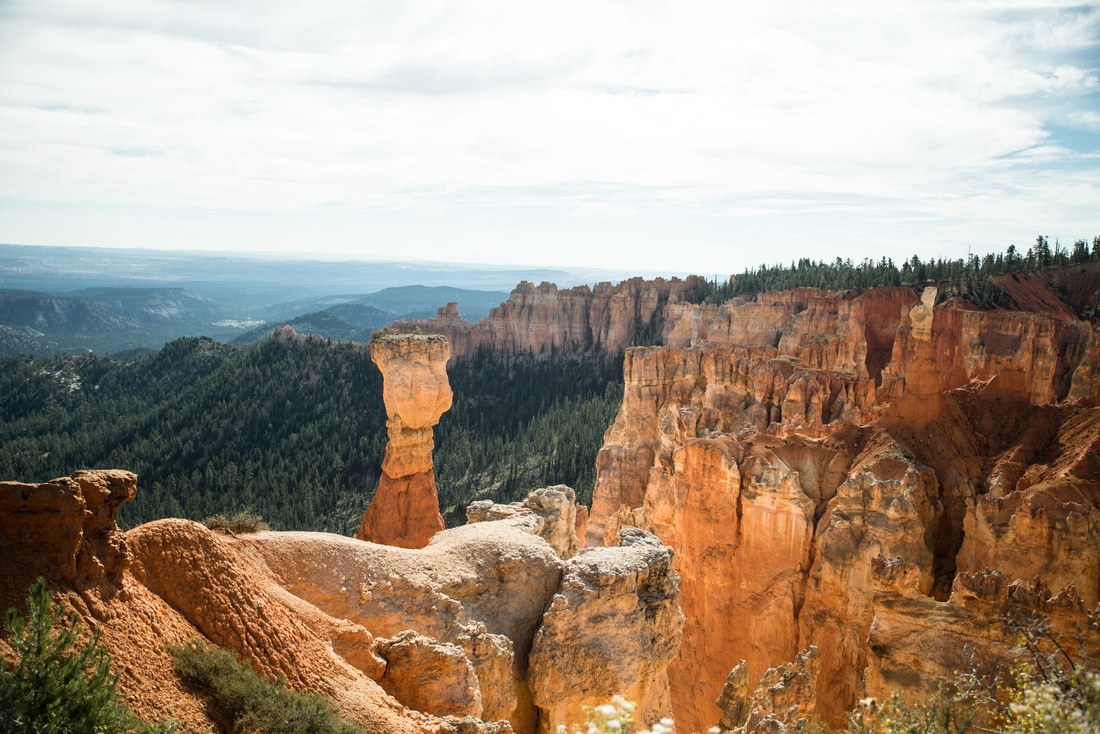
[386,277,703,358]
[586,283,1100,732]
[358,333,452,548]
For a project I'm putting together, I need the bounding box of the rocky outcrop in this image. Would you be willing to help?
[716,647,820,734]
[0,476,681,734]
[528,529,682,732]
[586,284,1100,731]
[864,560,1100,706]
[359,333,452,548]
[467,485,583,558]
[0,469,135,589]
[375,631,484,718]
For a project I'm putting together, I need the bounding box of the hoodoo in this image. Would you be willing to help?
[358,332,452,548]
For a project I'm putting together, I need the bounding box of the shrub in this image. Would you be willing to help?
[204,510,270,534]
[0,577,173,733]
[847,685,975,734]
[170,639,361,733]
[555,696,700,734]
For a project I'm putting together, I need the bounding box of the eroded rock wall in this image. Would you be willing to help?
[390,277,702,358]
[587,287,1100,731]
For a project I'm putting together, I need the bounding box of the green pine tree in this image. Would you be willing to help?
[0,578,141,733]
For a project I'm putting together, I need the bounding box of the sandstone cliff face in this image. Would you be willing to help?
[0,477,680,734]
[359,333,452,548]
[586,285,1100,732]
[390,277,702,358]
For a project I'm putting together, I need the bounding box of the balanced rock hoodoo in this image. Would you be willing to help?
[358,333,451,548]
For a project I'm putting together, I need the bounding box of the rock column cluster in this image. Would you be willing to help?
[358,333,451,548]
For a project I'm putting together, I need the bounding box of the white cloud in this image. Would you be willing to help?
[0,0,1097,271]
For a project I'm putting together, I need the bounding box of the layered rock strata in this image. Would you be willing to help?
[587,285,1100,731]
[359,333,452,548]
[0,476,680,734]
[393,264,1100,368]
[389,277,702,358]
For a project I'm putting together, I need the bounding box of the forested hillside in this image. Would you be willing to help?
[687,235,1100,314]
[0,335,622,532]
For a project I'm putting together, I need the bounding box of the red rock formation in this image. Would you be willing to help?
[587,283,1100,731]
[359,333,452,548]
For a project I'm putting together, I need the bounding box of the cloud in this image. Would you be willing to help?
[0,0,1097,271]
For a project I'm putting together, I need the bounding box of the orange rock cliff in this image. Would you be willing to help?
[358,333,451,548]
[380,265,1099,731]
[583,278,1100,731]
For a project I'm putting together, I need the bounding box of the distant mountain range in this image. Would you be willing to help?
[233,286,508,344]
[0,282,508,356]
[0,287,238,355]
[0,243,620,355]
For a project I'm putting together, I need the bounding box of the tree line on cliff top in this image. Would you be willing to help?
[686,235,1100,311]
[0,336,622,532]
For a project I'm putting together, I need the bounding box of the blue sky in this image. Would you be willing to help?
[0,0,1097,273]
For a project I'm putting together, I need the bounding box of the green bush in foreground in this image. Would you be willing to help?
[0,577,175,734]
[170,639,361,734]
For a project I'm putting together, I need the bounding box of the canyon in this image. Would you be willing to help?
[1,263,1098,733]
[407,265,1100,732]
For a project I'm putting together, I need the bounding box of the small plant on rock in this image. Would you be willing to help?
[204,510,269,534]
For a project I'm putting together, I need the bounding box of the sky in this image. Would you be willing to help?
[0,0,1097,275]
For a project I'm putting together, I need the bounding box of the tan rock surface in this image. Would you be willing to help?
[527,529,683,733]
[376,630,484,718]
[1,475,682,734]
[245,516,562,731]
[359,333,452,548]
[717,647,820,734]
[467,485,582,558]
